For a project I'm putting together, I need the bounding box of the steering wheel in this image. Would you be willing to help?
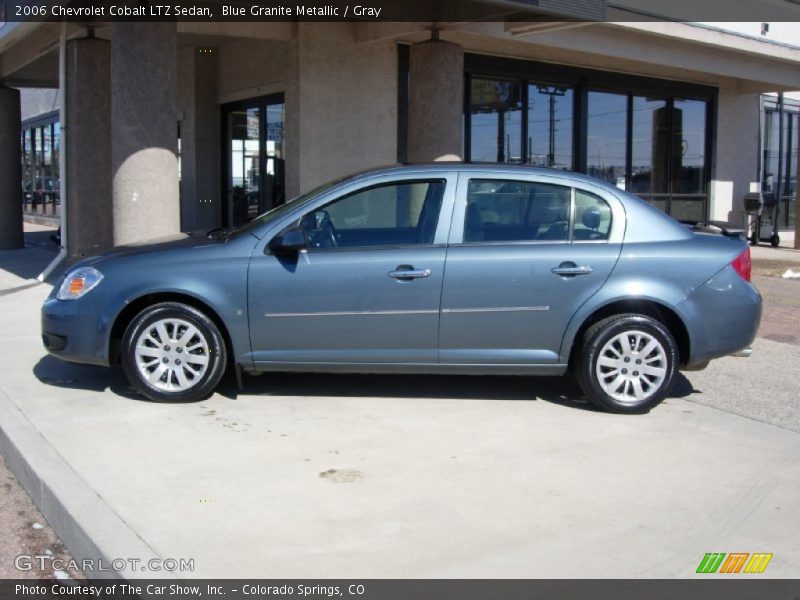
[301,210,338,249]
[318,211,338,248]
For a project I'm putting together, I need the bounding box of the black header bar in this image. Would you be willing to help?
[2,0,800,23]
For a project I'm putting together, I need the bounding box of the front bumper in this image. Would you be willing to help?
[41,278,127,366]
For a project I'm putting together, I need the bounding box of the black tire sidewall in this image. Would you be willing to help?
[121,302,227,402]
[577,314,677,414]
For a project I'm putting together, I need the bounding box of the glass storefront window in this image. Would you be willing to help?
[587,91,627,189]
[469,78,523,163]
[630,96,668,195]
[22,129,33,208]
[229,107,261,223]
[672,99,707,195]
[528,84,573,169]
[265,103,285,207]
[762,99,798,229]
[460,56,713,220]
[224,95,287,227]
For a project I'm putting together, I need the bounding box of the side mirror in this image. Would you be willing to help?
[268,227,307,255]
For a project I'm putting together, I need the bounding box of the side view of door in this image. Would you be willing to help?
[438,171,624,369]
[247,172,458,368]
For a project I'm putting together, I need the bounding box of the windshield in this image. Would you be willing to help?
[224,179,342,240]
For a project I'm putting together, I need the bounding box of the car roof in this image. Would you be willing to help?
[349,162,622,191]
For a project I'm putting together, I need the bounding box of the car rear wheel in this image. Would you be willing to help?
[576,314,677,414]
[121,302,227,402]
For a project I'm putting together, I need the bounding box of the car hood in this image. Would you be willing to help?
[74,231,227,268]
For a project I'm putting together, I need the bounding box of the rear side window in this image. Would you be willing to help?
[573,189,612,241]
[464,180,571,242]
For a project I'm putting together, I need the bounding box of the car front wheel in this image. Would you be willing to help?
[576,314,677,414]
[121,302,227,402]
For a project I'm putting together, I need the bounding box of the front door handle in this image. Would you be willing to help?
[552,263,593,277]
[388,266,432,280]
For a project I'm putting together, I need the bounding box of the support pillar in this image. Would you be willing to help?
[0,85,23,250]
[407,38,464,163]
[65,37,112,258]
[178,46,220,232]
[111,23,179,246]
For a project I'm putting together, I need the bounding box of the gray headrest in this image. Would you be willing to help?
[582,208,601,230]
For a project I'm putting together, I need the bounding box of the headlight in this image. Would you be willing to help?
[57,267,104,300]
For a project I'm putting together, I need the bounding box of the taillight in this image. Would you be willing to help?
[731,247,752,282]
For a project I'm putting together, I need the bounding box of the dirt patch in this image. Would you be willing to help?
[0,455,83,579]
[319,469,364,483]
[752,259,800,278]
[752,275,800,346]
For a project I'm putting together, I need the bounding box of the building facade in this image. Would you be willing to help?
[1,16,800,255]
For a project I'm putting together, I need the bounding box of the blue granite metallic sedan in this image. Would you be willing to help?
[41,165,761,413]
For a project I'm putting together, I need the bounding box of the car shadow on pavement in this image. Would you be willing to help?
[32,354,696,412]
[223,370,697,413]
[32,355,141,400]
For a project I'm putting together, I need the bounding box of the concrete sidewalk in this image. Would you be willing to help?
[0,278,799,578]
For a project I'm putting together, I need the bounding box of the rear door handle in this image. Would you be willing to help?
[552,264,593,277]
[388,266,432,280]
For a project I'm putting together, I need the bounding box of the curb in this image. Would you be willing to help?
[0,388,173,580]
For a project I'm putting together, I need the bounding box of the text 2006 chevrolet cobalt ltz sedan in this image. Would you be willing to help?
[42,165,761,413]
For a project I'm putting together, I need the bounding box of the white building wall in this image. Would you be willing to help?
[713,83,762,224]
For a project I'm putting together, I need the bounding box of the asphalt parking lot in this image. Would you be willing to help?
[0,233,799,579]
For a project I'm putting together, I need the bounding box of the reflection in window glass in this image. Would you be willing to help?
[762,110,781,200]
[670,198,705,223]
[630,97,668,195]
[672,99,706,194]
[587,91,627,189]
[574,190,612,240]
[527,84,573,169]
[470,78,522,163]
[265,103,285,206]
[464,179,571,242]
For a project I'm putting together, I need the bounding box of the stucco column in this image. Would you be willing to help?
[177,46,220,232]
[111,22,179,246]
[407,38,464,163]
[66,38,112,258]
[0,85,23,250]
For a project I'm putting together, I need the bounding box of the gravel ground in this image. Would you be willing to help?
[752,274,800,346]
[0,455,83,579]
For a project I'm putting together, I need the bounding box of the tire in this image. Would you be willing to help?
[121,302,227,402]
[576,314,678,414]
[770,233,780,248]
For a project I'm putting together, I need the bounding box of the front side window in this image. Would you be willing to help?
[464,179,571,243]
[300,180,445,249]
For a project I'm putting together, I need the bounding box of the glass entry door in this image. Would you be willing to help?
[223,94,285,227]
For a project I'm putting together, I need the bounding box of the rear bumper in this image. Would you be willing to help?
[677,265,762,367]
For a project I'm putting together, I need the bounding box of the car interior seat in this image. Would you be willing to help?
[465,202,485,242]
